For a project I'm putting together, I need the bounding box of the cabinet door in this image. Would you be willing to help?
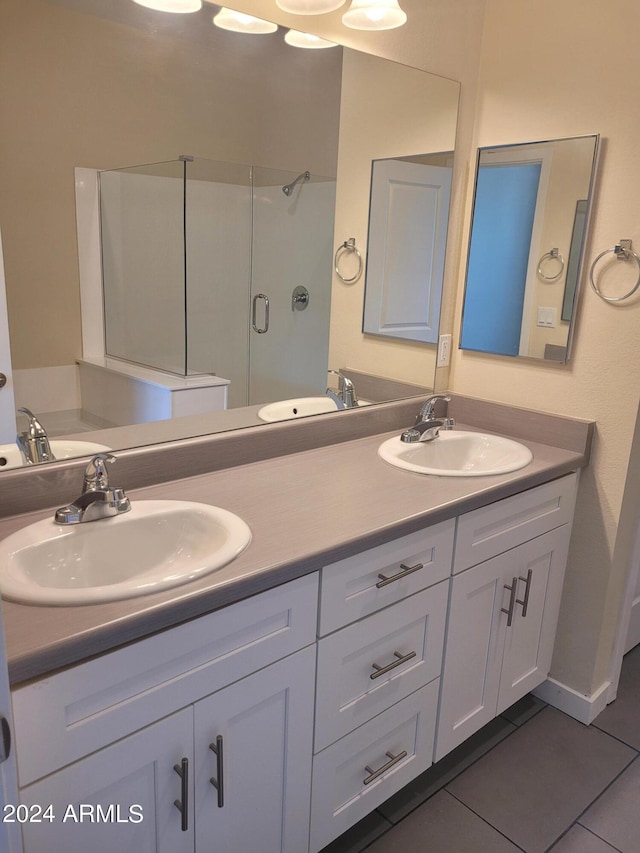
[497,526,570,714]
[20,708,194,853]
[436,525,571,761]
[194,645,315,853]
[435,554,509,760]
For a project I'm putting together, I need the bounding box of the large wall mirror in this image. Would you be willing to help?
[0,0,460,469]
[460,135,599,363]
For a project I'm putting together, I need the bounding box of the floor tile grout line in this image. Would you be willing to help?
[540,752,640,852]
[443,788,529,852]
[590,718,640,752]
[572,823,625,853]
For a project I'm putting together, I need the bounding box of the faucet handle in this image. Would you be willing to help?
[418,394,451,422]
[18,407,46,437]
[83,453,115,492]
[327,370,358,407]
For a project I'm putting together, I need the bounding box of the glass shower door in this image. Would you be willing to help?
[249,166,336,405]
[184,158,252,408]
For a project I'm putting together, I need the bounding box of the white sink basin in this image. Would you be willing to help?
[0,440,112,470]
[378,431,533,477]
[0,500,251,606]
[50,440,112,460]
[258,397,342,422]
[258,397,369,422]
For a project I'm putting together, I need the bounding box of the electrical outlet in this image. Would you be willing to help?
[437,334,452,367]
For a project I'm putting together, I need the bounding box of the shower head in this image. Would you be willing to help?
[282,171,310,197]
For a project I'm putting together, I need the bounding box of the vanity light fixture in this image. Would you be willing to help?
[133,0,202,12]
[284,29,338,48]
[213,7,278,33]
[276,0,345,14]
[342,0,407,30]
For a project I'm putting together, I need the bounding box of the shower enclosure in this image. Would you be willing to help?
[99,157,336,409]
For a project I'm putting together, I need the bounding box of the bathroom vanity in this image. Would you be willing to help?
[0,396,591,852]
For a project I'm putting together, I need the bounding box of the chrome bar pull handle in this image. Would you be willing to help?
[252,293,270,333]
[370,650,417,680]
[501,577,518,627]
[0,716,11,763]
[209,735,224,808]
[376,562,424,589]
[516,569,533,618]
[363,749,408,785]
[173,757,189,832]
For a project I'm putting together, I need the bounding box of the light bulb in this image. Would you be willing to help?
[284,29,338,48]
[213,8,278,33]
[276,0,345,15]
[342,0,407,30]
[133,0,202,12]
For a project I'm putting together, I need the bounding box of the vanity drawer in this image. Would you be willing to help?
[310,680,438,853]
[315,581,448,751]
[453,472,578,573]
[12,573,318,787]
[319,520,454,636]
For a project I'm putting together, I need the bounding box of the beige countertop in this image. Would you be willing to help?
[0,420,588,686]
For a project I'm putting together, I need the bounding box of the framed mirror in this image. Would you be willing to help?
[0,0,460,469]
[460,134,600,363]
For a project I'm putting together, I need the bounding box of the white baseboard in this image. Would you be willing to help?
[533,677,611,725]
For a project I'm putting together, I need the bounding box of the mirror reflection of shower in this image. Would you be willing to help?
[99,157,336,410]
[282,170,310,197]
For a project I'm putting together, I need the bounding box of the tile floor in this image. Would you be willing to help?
[321,645,640,853]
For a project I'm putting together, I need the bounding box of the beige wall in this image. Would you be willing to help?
[450,0,640,697]
[0,0,341,369]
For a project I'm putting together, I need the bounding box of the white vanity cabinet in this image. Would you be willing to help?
[8,469,581,853]
[310,521,455,852]
[12,574,317,853]
[435,473,578,760]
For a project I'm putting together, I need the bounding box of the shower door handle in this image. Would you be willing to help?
[252,293,270,334]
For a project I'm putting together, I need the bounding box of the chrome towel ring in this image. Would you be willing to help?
[589,241,640,303]
[334,237,363,284]
[537,248,565,281]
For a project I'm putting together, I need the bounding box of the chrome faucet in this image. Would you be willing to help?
[17,407,55,464]
[54,453,131,524]
[400,395,455,443]
[326,370,358,410]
